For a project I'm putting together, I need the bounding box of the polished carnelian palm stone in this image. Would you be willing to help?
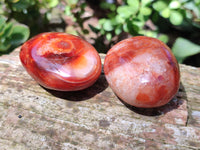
[20,32,102,91]
[104,36,180,108]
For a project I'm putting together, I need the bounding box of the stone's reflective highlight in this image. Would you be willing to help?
[104,36,180,108]
[20,32,102,91]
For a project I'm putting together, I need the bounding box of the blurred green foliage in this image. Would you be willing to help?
[90,0,200,64]
[97,0,157,40]
[94,0,200,40]
[0,0,86,54]
[0,0,200,66]
[172,37,200,63]
[152,0,200,64]
[0,15,29,52]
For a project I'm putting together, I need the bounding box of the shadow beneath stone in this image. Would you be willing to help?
[119,82,186,116]
[44,74,108,101]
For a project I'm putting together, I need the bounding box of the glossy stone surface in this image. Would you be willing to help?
[20,32,102,91]
[104,36,180,108]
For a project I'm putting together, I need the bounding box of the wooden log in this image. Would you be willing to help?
[0,47,199,150]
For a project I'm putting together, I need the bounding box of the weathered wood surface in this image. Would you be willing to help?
[0,47,200,150]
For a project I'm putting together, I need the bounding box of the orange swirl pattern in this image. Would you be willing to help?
[20,32,102,91]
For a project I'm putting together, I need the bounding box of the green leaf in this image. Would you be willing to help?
[117,6,136,18]
[0,40,11,52]
[103,20,113,31]
[169,0,181,9]
[115,15,125,24]
[172,37,200,63]
[99,19,106,25]
[0,16,6,35]
[0,26,5,36]
[161,8,171,18]
[80,3,86,9]
[127,0,139,12]
[145,31,157,38]
[100,29,105,35]
[110,4,116,11]
[9,24,30,46]
[132,19,145,28]
[184,1,200,19]
[153,1,168,12]
[47,0,58,8]
[141,0,153,6]
[169,10,183,25]
[0,16,6,28]
[127,20,139,35]
[115,25,122,35]
[123,23,128,32]
[0,4,4,14]
[2,22,13,38]
[158,34,169,43]
[65,5,71,16]
[140,7,152,16]
[185,10,193,19]
[106,33,112,41]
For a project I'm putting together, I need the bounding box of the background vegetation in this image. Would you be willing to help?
[0,0,200,66]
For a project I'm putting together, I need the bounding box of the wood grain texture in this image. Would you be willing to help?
[0,47,200,150]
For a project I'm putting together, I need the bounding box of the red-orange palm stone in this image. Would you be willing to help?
[20,32,102,91]
[104,36,180,108]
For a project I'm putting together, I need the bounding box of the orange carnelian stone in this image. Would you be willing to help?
[20,32,102,91]
[104,36,180,108]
